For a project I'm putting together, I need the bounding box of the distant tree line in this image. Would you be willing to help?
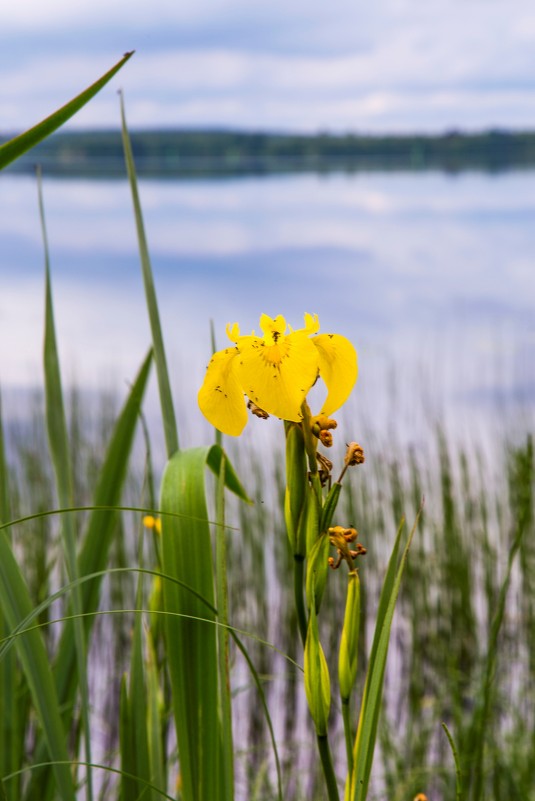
[3,128,535,178]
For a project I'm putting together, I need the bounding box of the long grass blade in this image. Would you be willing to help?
[0,52,133,171]
[215,453,234,801]
[39,166,94,801]
[120,92,179,457]
[349,508,422,801]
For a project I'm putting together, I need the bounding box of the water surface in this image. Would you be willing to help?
[1,168,533,452]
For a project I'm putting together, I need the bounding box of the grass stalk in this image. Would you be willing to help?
[38,166,94,801]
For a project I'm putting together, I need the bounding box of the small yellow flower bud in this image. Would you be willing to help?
[143,515,161,535]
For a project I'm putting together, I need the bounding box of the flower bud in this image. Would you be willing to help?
[284,422,307,556]
[304,601,331,736]
[338,569,361,702]
[306,531,330,613]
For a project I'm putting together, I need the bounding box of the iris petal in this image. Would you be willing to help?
[197,347,248,436]
[313,334,358,415]
[237,332,319,421]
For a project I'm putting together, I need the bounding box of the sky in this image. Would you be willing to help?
[2,0,535,134]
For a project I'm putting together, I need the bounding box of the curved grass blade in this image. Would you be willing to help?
[3,761,175,801]
[120,92,179,457]
[441,722,462,801]
[0,52,133,171]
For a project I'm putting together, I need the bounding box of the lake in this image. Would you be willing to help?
[1,164,534,799]
[1,167,534,457]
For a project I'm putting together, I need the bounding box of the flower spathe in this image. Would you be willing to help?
[198,313,358,436]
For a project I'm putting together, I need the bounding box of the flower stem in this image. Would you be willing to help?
[317,733,340,801]
[293,554,308,646]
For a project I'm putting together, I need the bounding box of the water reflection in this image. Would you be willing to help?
[0,169,533,451]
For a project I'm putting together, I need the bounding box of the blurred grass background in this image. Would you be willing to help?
[1,386,532,799]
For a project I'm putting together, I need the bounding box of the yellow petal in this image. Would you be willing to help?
[259,313,287,345]
[226,322,241,342]
[312,334,358,415]
[302,312,320,334]
[237,331,319,421]
[198,347,248,436]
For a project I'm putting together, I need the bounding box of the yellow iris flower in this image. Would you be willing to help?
[198,313,357,436]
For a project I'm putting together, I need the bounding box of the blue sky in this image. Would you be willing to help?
[2,1,535,134]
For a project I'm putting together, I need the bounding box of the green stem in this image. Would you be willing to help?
[341,698,353,776]
[293,555,308,646]
[317,733,340,801]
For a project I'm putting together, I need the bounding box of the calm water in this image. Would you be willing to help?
[1,168,534,454]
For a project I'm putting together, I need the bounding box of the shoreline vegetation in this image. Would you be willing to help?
[3,127,535,178]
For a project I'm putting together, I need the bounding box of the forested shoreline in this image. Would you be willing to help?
[3,127,535,177]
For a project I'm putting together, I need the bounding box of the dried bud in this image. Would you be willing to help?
[311,414,338,439]
[316,452,333,474]
[319,430,333,447]
[344,442,365,466]
[247,399,269,419]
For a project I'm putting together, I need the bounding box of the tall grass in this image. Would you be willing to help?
[1,390,533,799]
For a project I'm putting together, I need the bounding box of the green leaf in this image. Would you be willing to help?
[0,52,134,171]
[160,444,240,801]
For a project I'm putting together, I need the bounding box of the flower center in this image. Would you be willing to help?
[261,339,289,365]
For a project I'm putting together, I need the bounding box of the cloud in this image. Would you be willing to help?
[1,0,535,132]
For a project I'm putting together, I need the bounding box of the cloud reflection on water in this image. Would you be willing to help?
[0,169,533,452]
